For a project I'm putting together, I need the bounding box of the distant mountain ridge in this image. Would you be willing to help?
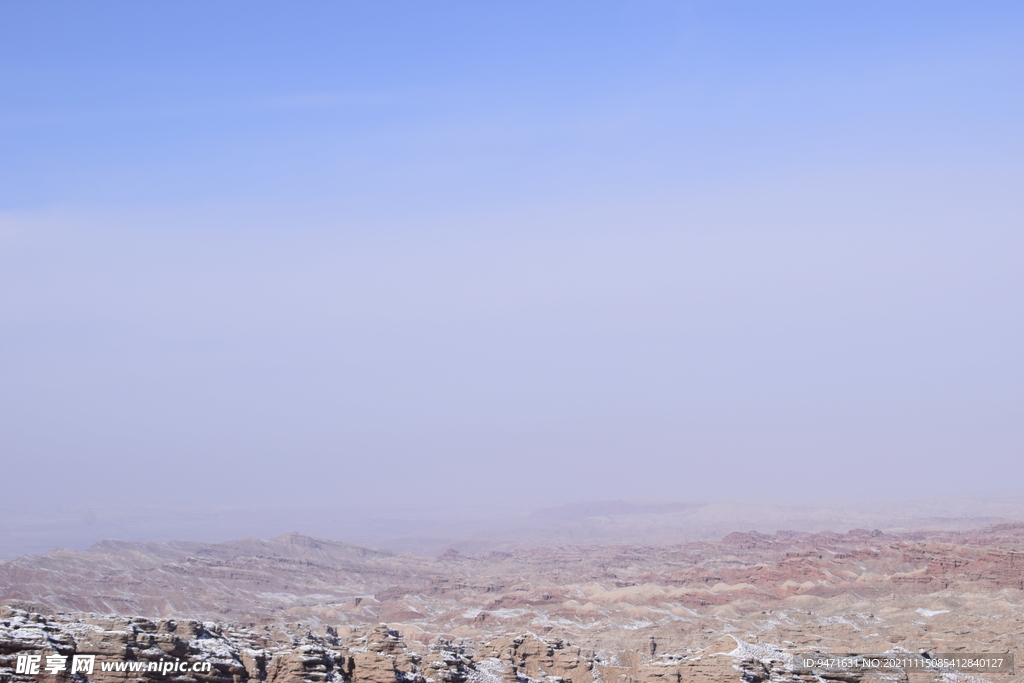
[5,496,1024,560]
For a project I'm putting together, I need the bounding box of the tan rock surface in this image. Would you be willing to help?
[3,525,1024,682]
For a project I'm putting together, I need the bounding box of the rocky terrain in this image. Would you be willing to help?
[9,497,1024,560]
[3,524,1024,682]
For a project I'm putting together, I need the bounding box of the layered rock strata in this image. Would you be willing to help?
[4,525,1024,682]
[0,608,1012,683]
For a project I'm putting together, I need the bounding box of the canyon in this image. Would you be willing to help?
[3,524,1024,682]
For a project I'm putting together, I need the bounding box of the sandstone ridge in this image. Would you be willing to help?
[4,525,1024,682]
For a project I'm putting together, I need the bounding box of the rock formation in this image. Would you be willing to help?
[3,525,1024,682]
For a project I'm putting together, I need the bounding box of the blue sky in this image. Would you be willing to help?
[1,2,1023,550]
[4,2,1021,214]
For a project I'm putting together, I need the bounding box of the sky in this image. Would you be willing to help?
[1,2,1023,554]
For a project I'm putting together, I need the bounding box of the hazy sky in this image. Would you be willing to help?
[1,2,1023,548]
